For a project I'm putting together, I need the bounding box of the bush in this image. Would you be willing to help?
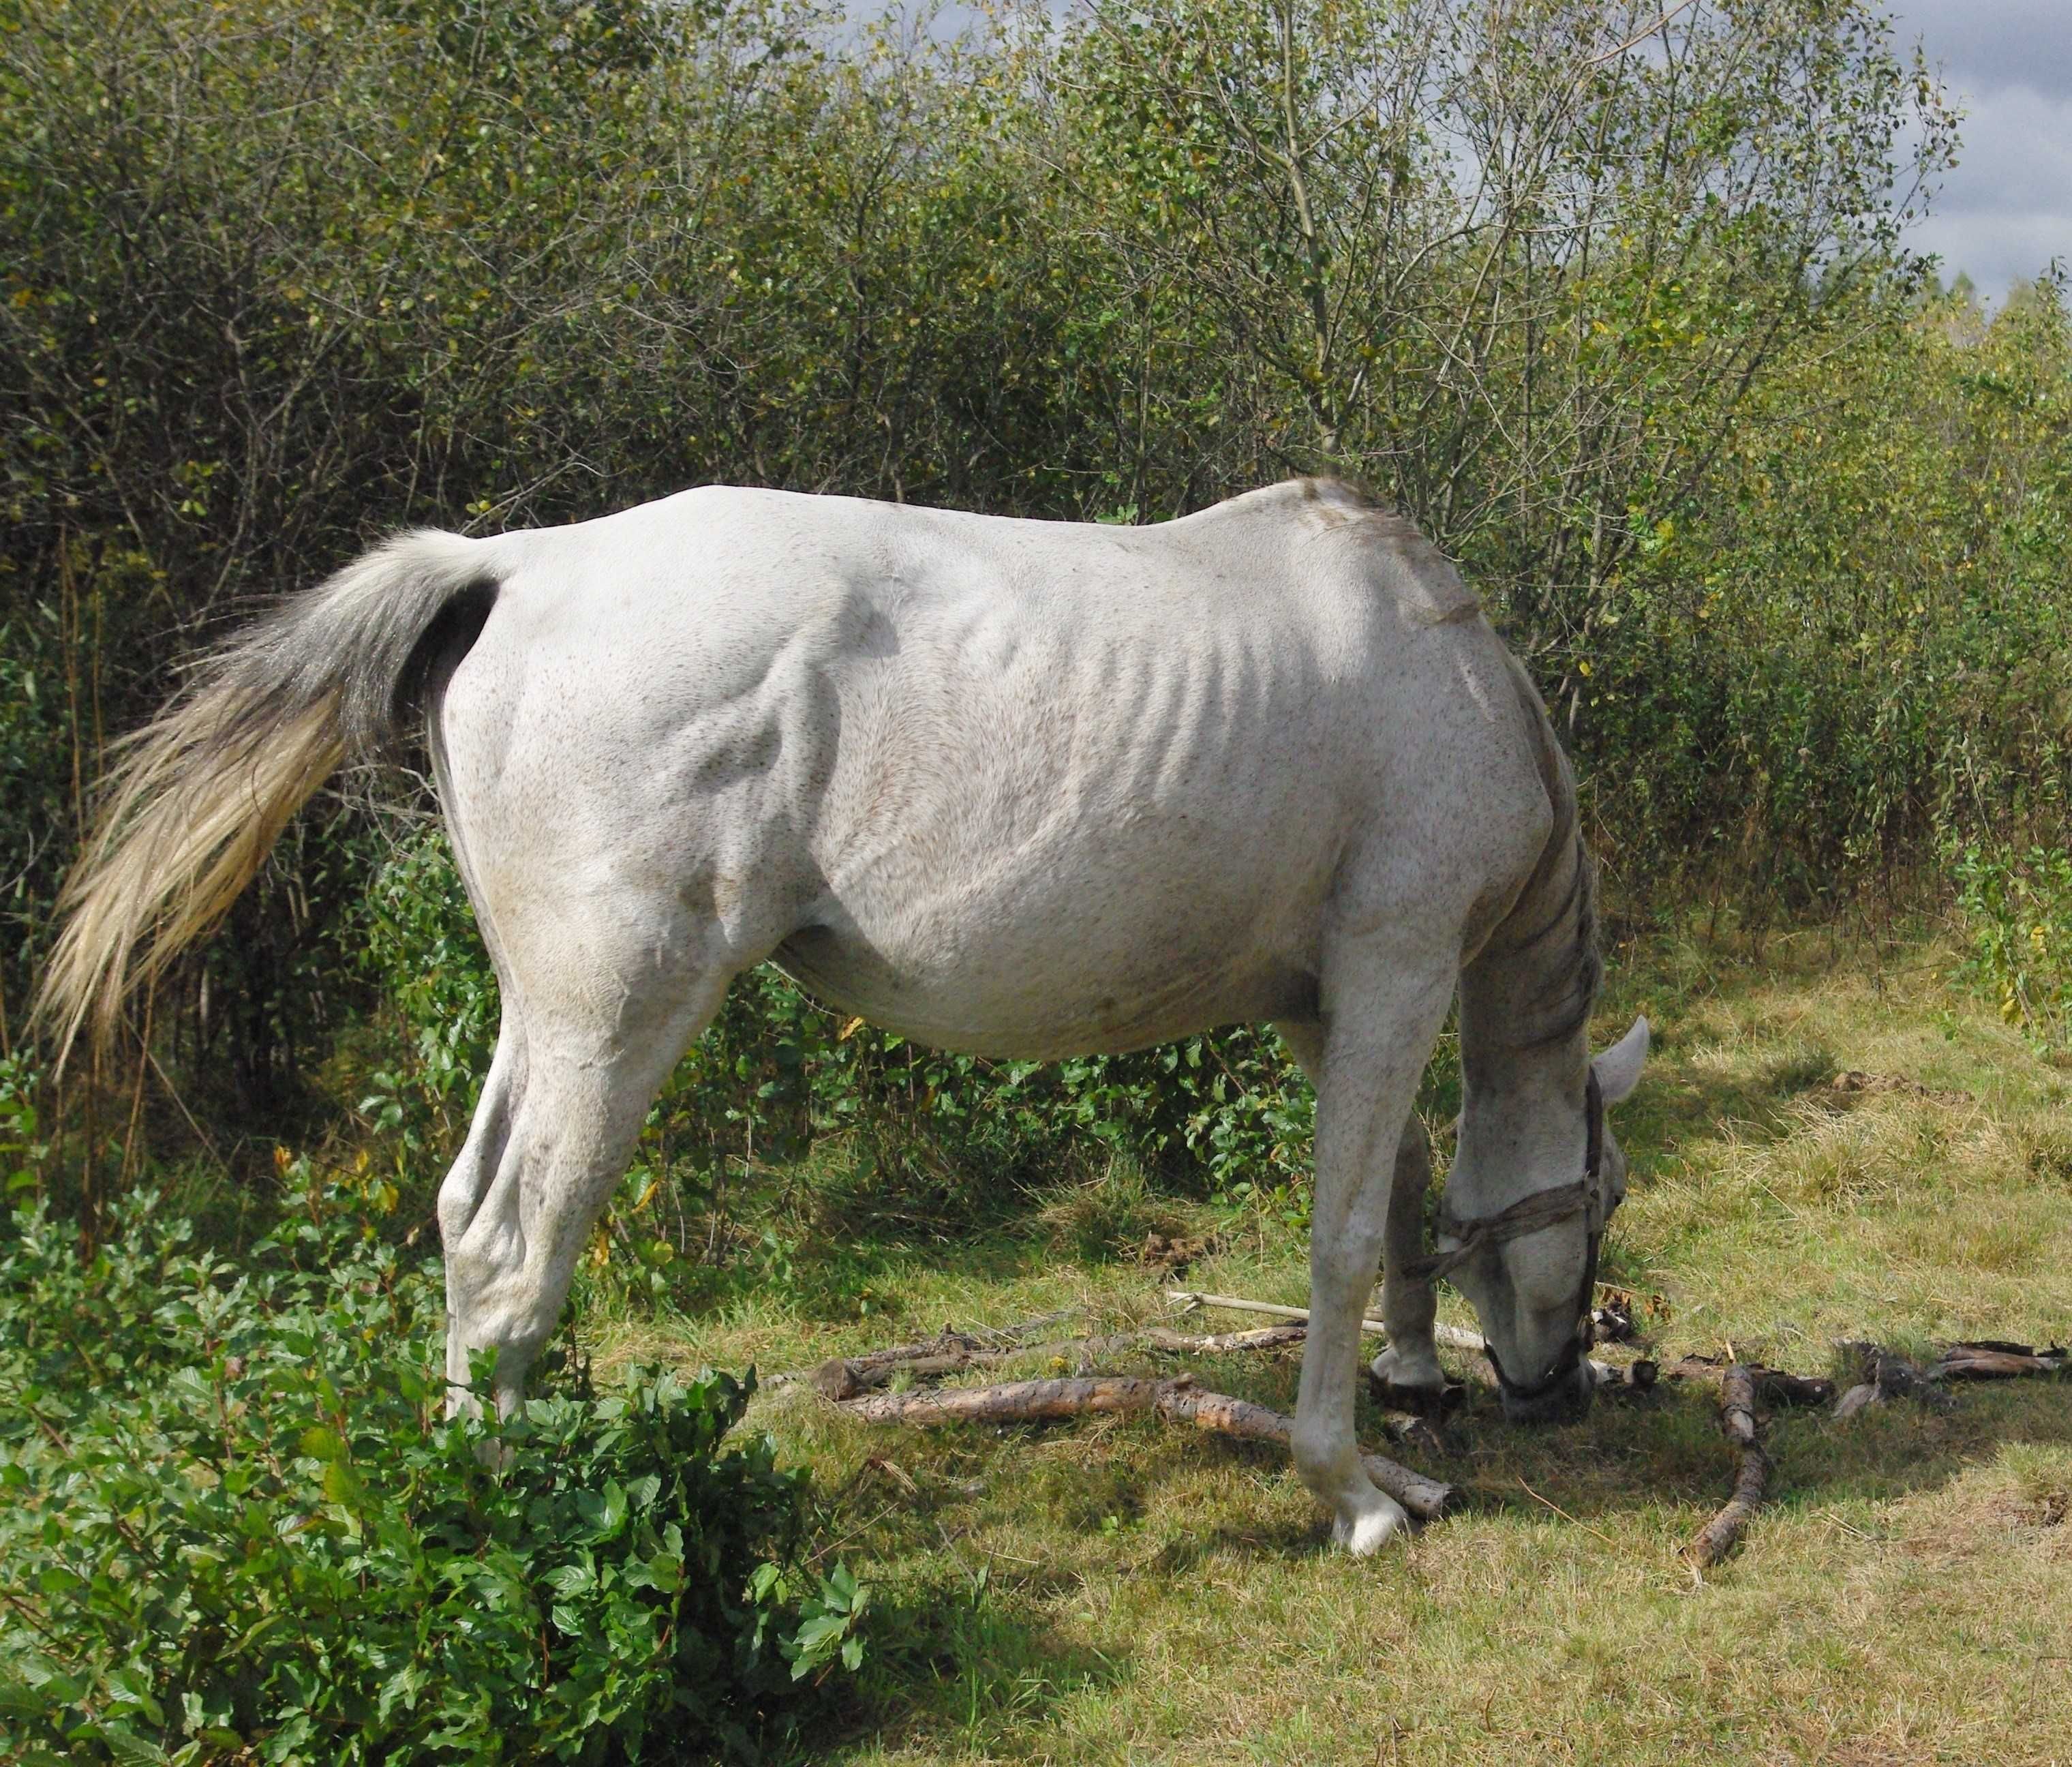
[0,1185,865,1765]
[1953,843,2072,1051]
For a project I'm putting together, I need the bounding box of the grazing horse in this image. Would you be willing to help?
[41,477,1647,1554]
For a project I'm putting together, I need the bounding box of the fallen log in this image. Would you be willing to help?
[1143,1323,1310,1356]
[1685,1363,1767,1571]
[838,1373,1457,1521]
[809,1320,1314,1400]
[813,1347,996,1400]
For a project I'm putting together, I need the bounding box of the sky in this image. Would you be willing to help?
[1885,0,2071,298]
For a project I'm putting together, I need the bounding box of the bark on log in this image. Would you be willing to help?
[1143,1323,1310,1355]
[1662,1354,1834,1408]
[838,1374,1457,1520]
[1685,1363,1767,1571]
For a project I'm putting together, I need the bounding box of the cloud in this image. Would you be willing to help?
[1888,1,2072,297]
[1891,0,2072,97]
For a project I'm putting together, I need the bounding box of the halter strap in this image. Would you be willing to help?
[1400,1179,1591,1282]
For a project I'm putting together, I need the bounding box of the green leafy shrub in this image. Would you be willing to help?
[355,825,504,1154]
[0,1185,864,1765]
[0,1053,45,1201]
[1953,843,2072,1050]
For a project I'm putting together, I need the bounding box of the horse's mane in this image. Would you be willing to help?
[1484,654,1602,1050]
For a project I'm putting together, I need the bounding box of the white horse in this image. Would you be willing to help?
[42,477,1647,1554]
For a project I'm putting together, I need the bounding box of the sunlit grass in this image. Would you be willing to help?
[586,918,2072,1764]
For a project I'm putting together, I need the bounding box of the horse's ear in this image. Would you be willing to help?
[1592,1016,1649,1106]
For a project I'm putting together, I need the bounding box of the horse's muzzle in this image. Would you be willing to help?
[1499,1362,1594,1425]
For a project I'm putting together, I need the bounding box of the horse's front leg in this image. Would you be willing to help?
[1369,1116,1446,1398]
[1289,941,1455,1555]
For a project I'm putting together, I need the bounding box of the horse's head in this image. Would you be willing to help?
[1429,1016,1649,1424]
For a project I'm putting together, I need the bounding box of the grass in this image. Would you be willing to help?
[585,920,2072,1765]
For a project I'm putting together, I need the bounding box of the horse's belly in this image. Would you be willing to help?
[771,915,1320,1060]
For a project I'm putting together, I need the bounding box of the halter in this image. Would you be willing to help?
[1402,1069,1606,1406]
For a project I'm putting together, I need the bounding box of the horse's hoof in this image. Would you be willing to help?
[1367,1368,1462,1417]
[1332,1490,1410,1557]
[1367,1342,1450,1417]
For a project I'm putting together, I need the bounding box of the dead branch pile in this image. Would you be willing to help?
[1671,1338,2066,1569]
[802,1293,2065,1570]
[1832,1338,2067,1417]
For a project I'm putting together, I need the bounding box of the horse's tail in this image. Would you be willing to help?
[35,530,502,1067]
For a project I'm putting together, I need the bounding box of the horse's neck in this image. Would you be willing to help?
[1451,811,1598,1206]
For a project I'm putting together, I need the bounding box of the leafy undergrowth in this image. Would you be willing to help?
[594,919,2072,1765]
[0,1186,866,1766]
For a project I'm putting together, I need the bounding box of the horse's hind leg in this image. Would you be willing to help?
[436,956,732,1416]
[438,1017,525,1404]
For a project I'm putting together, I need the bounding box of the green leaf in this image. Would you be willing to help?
[86,1725,170,1766]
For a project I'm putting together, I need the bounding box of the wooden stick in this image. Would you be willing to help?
[839,1374,1457,1521]
[840,1310,1080,1371]
[1934,1341,2067,1381]
[1684,1363,1766,1571]
[1143,1323,1309,1355]
[1167,1288,1486,1353]
[776,1311,1084,1394]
